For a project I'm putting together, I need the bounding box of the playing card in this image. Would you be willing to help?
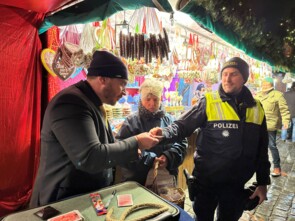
[117,194,133,207]
[47,210,84,221]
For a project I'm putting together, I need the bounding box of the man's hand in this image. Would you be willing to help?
[149,127,163,137]
[154,155,168,169]
[249,185,267,204]
[135,132,160,150]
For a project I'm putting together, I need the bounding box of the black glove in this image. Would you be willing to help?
[243,185,259,211]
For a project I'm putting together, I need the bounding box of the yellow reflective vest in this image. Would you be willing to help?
[193,92,266,185]
[206,92,264,125]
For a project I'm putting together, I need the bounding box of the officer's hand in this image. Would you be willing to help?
[249,185,267,204]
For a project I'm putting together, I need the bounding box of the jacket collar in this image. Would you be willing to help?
[138,101,165,120]
[218,84,256,108]
[261,87,274,93]
[257,89,276,101]
[75,80,103,107]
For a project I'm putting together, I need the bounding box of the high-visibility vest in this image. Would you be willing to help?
[193,92,266,185]
[205,92,264,125]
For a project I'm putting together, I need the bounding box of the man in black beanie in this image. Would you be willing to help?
[150,57,270,220]
[87,50,128,80]
[30,50,160,207]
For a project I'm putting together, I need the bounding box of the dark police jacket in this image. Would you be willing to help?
[161,85,270,188]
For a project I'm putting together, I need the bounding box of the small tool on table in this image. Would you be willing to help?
[105,190,117,208]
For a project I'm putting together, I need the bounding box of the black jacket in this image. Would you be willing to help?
[284,89,295,118]
[30,80,139,207]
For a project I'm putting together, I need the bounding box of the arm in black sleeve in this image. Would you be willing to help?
[50,96,138,174]
[159,114,188,171]
[162,97,207,142]
[162,137,188,172]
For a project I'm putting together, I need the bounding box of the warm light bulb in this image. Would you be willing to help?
[122,27,128,35]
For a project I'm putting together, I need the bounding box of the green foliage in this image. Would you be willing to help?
[193,0,295,73]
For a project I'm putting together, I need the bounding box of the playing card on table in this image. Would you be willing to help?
[117,194,133,207]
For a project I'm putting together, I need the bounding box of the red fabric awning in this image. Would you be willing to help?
[0,6,44,216]
[0,0,73,13]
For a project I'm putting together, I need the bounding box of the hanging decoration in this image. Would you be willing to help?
[52,42,83,80]
[52,25,84,81]
[41,25,92,80]
[41,48,57,77]
[95,19,116,51]
[117,7,172,83]
[128,7,162,35]
[79,23,98,55]
[40,26,59,77]
[119,28,170,64]
[118,7,170,64]
[115,10,129,48]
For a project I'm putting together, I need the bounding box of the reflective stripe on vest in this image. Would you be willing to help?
[205,92,264,125]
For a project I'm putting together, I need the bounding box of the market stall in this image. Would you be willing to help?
[37,7,276,197]
[0,0,294,218]
[41,7,273,121]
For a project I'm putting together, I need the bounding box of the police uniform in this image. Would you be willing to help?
[161,85,270,221]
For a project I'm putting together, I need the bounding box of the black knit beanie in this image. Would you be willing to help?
[87,50,128,80]
[221,57,249,83]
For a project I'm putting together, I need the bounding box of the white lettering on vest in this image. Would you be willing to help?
[213,123,239,129]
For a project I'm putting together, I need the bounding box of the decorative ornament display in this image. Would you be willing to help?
[119,28,170,64]
[79,23,97,54]
[95,19,116,50]
[41,48,57,77]
[41,26,59,77]
[52,42,79,80]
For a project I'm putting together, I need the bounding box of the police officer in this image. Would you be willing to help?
[150,57,271,221]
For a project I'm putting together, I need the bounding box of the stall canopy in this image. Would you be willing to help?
[38,0,173,34]
[0,0,294,72]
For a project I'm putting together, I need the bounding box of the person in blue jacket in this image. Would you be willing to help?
[116,78,188,185]
[150,57,271,221]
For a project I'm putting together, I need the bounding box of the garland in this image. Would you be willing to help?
[193,0,295,73]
